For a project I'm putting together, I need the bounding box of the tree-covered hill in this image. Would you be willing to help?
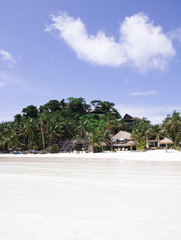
[0,97,181,153]
[0,98,122,152]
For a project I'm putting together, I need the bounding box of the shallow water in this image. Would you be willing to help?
[0,158,181,240]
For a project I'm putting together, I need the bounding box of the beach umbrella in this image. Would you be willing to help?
[126,140,136,151]
[159,137,174,151]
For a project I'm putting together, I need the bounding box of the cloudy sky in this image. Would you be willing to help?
[0,0,181,123]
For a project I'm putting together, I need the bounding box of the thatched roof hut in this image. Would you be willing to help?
[160,137,173,145]
[160,137,174,151]
[126,140,136,151]
[111,130,131,141]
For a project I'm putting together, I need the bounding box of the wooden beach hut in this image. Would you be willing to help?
[111,130,131,150]
[123,114,138,123]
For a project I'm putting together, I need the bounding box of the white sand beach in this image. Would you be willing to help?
[0,149,181,162]
[0,150,181,240]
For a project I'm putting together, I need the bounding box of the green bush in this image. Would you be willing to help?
[33,145,39,151]
[49,145,59,153]
[136,141,146,151]
[172,145,180,151]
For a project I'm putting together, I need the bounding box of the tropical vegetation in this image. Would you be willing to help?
[0,98,181,152]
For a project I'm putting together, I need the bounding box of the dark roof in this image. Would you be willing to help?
[123,114,138,122]
[123,114,133,121]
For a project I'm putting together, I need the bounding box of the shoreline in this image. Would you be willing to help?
[0,149,181,162]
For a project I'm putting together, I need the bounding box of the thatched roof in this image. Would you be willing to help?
[160,137,174,145]
[112,130,131,140]
[126,140,136,146]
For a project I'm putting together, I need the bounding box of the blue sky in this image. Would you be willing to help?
[0,0,181,123]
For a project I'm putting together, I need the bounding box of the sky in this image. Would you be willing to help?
[0,0,181,124]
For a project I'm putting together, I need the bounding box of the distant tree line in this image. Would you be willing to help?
[0,97,181,152]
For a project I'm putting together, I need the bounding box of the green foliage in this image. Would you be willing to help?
[136,141,146,151]
[131,118,151,148]
[49,145,59,153]
[22,105,38,118]
[33,145,39,151]
[150,124,165,147]
[60,99,66,107]
[1,98,181,154]
[88,128,109,153]
[14,114,22,122]
[163,111,181,146]
[172,145,180,151]
[43,100,60,112]
[90,100,120,118]
[67,97,90,114]
[0,98,121,152]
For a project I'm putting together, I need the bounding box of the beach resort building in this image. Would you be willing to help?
[111,130,133,150]
[123,114,137,124]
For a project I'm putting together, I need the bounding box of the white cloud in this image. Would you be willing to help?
[46,12,175,71]
[0,82,5,88]
[116,104,181,124]
[0,73,20,87]
[130,90,157,96]
[0,49,16,64]
[168,28,181,42]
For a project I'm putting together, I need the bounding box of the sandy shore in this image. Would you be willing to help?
[0,149,181,239]
[0,149,181,162]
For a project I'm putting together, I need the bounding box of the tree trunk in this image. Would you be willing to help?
[40,120,45,149]
[109,129,113,151]
[146,137,149,148]
[157,136,160,148]
[28,137,30,150]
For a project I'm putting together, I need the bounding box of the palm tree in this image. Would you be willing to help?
[163,111,181,146]
[104,112,119,150]
[132,118,151,149]
[116,116,126,132]
[76,119,88,138]
[38,112,48,149]
[0,122,12,151]
[88,128,110,153]
[46,114,65,143]
[23,118,38,150]
[151,124,165,148]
